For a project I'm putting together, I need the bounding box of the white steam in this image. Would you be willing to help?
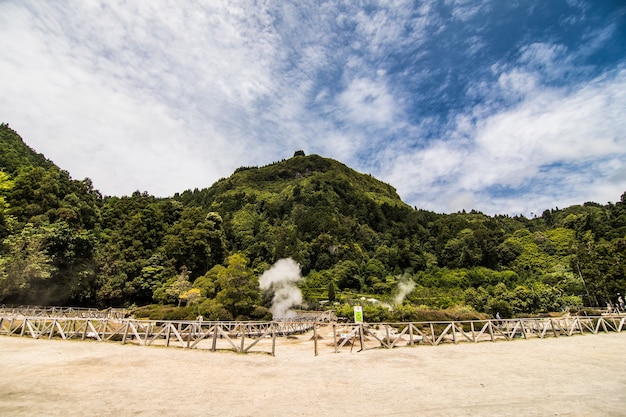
[259,258,303,319]
[393,279,416,306]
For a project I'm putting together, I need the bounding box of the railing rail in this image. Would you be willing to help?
[1,313,624,356]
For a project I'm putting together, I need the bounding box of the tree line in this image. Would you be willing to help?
[1,124,625,321]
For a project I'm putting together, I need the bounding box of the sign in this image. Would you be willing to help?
[353,305,363,323]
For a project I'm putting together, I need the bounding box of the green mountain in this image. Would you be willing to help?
[1,124,625,321]
[0,123,53,173]
[175,153,417,273]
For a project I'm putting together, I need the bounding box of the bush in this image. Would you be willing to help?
[250,305,272,320]
[131,304,197,320]
[197,299,233,321]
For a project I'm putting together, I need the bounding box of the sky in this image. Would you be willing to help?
[1,0,625,216]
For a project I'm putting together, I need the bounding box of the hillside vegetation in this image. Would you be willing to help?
[1,123,625,321]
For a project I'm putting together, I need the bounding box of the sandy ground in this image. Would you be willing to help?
[1,332,625,417]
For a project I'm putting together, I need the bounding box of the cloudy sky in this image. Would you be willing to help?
[1,1,625,215]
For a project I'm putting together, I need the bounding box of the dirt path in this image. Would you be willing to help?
[1,333,625,416]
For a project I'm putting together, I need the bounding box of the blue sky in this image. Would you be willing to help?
[1,1,624,215]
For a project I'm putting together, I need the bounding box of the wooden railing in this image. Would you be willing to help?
[1,313,624,356]
[0,305,128,319]
[326,315,626,354]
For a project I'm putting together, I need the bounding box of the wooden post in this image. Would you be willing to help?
[272,324,276,357]
[359,324,365,352]
[452,321,457,344]
[332,324,338,353]
[122,321,129,344]
[313,323,318,356]
[144,323,151,346]
[81,319,88,340]
[550,319,559,338]
[385,325,390,349]
[430,323,435,344]
[212,324,218,352]
[408,323,414,346]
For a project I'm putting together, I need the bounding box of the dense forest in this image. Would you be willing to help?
[1,123,625,321]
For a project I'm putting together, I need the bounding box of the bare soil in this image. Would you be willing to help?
[1,332,625,416]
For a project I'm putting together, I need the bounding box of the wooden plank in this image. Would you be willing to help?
[390,325,410,349]
[54,319,67,340]
[454,323,474,343]
[410,325,433,345]
[434,323,453,346]
[168,323,186,347]
[146,323,168,346]
[363,326,386,349]
[26,319,40,339]
[474,321,491,342]
[87,320,103,341]
[128,321,143,344]
[189,325,216,349]
[242,325,273,353]
[122,321,130,344]
[337,327,358,350]
[218,324,240,352]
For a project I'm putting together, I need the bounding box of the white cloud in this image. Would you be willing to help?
[380,69,626,214]
[0,1,623,217]
[0,1,288,196]
[336,78,398,126]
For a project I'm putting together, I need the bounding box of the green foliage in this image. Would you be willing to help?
[0,223,55,302]
[132,304,197,320]
[214,253,260,319]
[0,126,623,316]
[0,124,53,173]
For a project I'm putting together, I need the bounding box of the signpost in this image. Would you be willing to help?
[354,306,363,323]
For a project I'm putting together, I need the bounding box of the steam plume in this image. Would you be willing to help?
[259,258,303,319]
[393,278,416,306]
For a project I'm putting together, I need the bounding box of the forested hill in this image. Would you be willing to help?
[1,123,625,321]
[0,123,53,173]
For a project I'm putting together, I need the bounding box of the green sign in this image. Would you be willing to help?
[354,305,363,323]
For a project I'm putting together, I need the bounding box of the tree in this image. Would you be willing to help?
[153,266,192,306]
[215,253,260,319]
[334,260,361,291]
[0,171,15,239]
[162,208,227,277]
[328,280,336,303]
[0,223,56,302]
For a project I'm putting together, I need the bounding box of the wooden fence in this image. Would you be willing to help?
[0,315,315,355]
[1,313,624,356]
[326,315,626,354]
[0,305,128,319]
